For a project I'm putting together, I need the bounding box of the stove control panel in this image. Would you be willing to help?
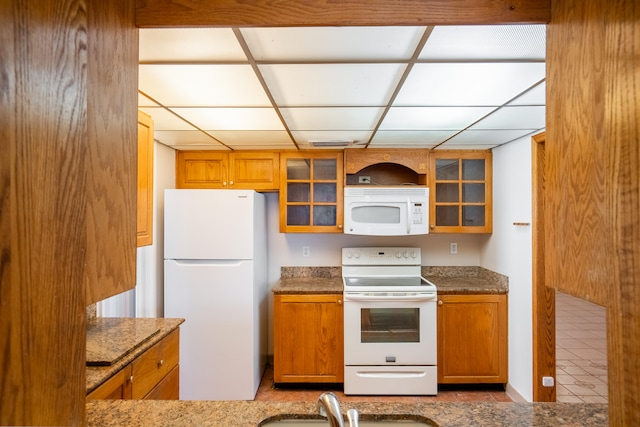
[342,247,421,265]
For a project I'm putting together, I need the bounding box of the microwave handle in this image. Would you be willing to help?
[406,199,411,234]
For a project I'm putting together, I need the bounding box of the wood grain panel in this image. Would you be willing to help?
[0,1,88,424]
[136,0,550,27]
[85,0,138,304]
[274,294,344,383]
[547,0,640,423]
[531,132,555,402]
[137,110,154,247]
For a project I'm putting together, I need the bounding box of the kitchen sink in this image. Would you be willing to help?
[260,420,434,426]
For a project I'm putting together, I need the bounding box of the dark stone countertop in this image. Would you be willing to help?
[86,400,607,426]
[86,317,184,395]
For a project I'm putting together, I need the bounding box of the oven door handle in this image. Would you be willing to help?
[406,199,411,234]
[344,293,437,302]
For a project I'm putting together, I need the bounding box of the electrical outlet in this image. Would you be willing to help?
[450,242,458,254]
[358,176,371,184]
[542,376,555,387]
[302,246,310,257]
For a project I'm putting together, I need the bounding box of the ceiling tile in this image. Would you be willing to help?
[138,92,159,107]
[153,130,225,147]
[205,130,295,148]
[241,26,425,61]
[280,107,385,130]
[442,129,539,147]
[395,63,545,106]
[470,106,545,129]
[291,130,373,147]
[259,64,407,106]
[380,106,495,130]
[139,28,247,62]
[172,107,285,131]
[138,65,271,107]
[509,82,546,105]
[139,107,196,131]
[369,130,458,147]
[420,25,546,60]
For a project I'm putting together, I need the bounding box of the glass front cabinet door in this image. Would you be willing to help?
[280,151,344,233]
[429,151,492,233]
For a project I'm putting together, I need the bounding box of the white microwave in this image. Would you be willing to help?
[343,187,429,236]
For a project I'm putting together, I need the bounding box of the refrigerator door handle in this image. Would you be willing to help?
[167,259,247,267]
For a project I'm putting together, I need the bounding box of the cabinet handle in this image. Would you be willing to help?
[128,375,134,384]
[158,359,164,368]
[223,181,227,186]
[438,300,443,305]
[337,299,342,305]
[430,225,435,230]
[338,225,343,229]
[230,180,234,186]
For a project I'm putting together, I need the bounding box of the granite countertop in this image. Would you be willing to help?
[86,317,184,394]
[272,266,508,295]
[273,267,343,294]
[86,400,607,426]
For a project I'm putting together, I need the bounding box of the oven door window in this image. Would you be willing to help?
[352,205,400,224]
[360,308,419,343]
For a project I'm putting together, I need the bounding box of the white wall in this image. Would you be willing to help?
[480,134,536,402]
[135,142,176,318]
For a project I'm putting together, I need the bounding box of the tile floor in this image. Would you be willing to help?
[555,291,608,403]
[254,365,512,403]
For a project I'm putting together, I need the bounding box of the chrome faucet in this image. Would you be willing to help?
[317,392,359,427]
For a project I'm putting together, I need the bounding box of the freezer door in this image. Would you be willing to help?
[164,259,261,400]
[164,189,258,260]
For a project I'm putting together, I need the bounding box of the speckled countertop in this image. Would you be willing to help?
[86,317,184,394]
[272,266,508,295]
[86,400,607,426]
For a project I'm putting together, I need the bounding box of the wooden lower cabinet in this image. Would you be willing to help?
[88,329,180,400]
[437,294,508,384]
[273,293,344,383]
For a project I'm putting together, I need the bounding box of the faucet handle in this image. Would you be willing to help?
[346,408,359,427]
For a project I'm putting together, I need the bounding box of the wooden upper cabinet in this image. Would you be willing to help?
[344,148,428,185]
[175,150,279,191]
[429,150,492,233]
[137,110,154,247]
[280,151,343,233]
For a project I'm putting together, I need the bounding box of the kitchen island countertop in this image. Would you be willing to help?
[86,317,184,395]
[86,399,606,426]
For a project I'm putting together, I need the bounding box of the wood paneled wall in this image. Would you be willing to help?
[547,0,639,424]
[1,1,88,424]
[0,0,137,425]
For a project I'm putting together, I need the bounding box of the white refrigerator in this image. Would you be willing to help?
[164,189,267,400]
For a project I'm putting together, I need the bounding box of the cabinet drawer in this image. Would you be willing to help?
[143,364,179,400]
[131,329,180,399]
[87,365,132,400]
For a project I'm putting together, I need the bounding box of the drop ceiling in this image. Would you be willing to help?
[138,25,545,151]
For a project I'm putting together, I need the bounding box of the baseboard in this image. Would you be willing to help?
[505,383,528,402]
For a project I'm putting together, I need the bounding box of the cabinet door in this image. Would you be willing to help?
[437,294,508,384]
[137,110,154,247]
[175,151,228,188]
[274,294,344,383]
[229,151,280,190]
[86,365,132,400]
[429,151,492,233]
[280,151,343,233]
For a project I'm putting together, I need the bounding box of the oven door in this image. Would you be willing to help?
[343,292,437,366]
